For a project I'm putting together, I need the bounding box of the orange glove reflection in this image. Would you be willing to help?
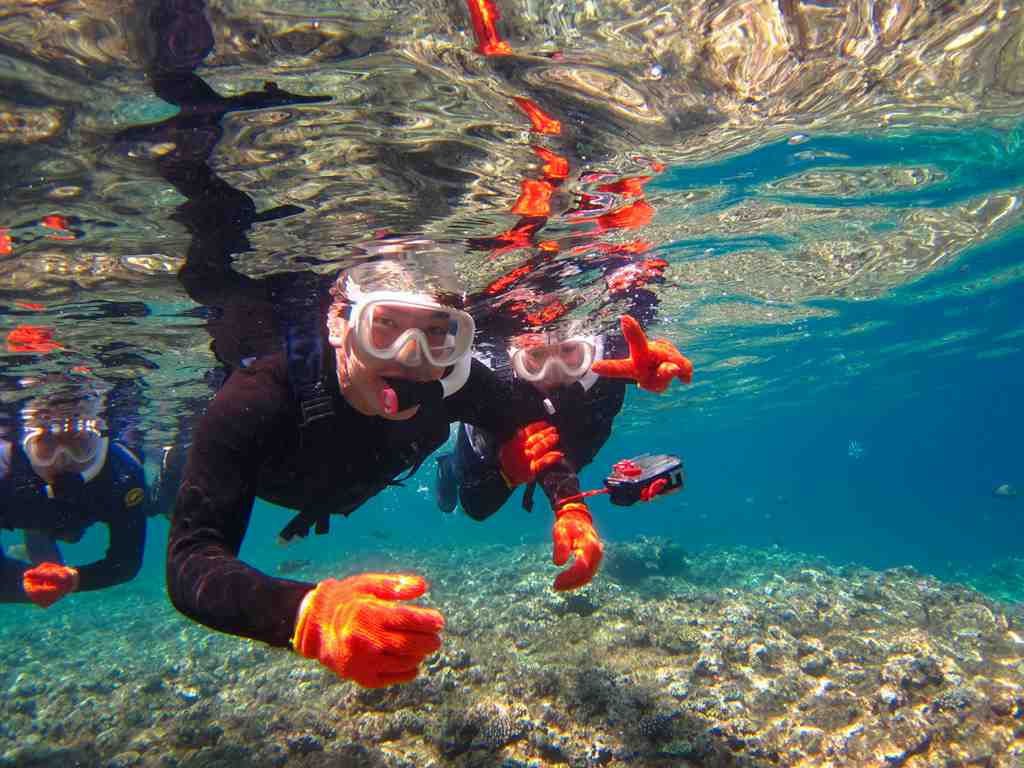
[591,315,693,393]
[552,502,603,591]
[23,563,79,608]
[292,573,444,689]
[498,421,563,487]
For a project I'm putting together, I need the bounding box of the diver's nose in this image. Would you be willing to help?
[395,336,422,367]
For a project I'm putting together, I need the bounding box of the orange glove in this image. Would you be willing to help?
[498,420,563,487]
[23,563,79,608]
[291,573,444,689]
[591,315,693,393]
[552,502,603,591]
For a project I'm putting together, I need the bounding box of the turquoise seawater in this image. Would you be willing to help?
[42,125,1024,597]
[3,3,1024,764]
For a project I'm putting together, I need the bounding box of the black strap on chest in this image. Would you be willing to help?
[276,293,437,543]
[278,312,338,542]
[286,319,335,435]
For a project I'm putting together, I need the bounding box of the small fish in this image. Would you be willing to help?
[993,483,1018,498]
[369,529,392,541]
[276,558,312,575]
[5,544,28,561]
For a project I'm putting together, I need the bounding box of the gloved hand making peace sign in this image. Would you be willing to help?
[591,315,692,393]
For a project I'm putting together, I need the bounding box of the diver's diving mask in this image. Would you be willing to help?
[347,291,476,370]
[510,337,597,383]
[22,416,109,468]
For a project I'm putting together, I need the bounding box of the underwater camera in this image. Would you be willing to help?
[604,453,684,506]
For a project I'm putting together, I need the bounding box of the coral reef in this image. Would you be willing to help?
[0,539,1022,767]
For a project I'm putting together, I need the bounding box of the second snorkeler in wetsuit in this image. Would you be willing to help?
[436,259,691,522]
[1,387,149,607]
[437,329,625,520]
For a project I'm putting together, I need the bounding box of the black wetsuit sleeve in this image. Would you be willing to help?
[75,502,146,592]
[166,359,315,647]
[0,454,31,602]
[447,359,580,509]
[0,550,31,603]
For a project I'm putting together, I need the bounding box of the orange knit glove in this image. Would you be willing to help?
[23,563,79,608]
[591,315,693,393]
[498,420,563,487]
[291,573,444,689]
[552,502,603,591]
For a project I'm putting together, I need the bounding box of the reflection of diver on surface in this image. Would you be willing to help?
[118,0,332,493]
[0,382,152,607]
[120,0,331,375]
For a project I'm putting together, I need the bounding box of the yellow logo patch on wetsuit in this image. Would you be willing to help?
[125,487,145,507]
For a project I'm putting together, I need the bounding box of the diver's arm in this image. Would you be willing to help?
[0,551,33,603]
[23,529,62,564]
[74,504,146,593]
[451,425,515,521]
[0,445,31,602]
[165,359,314,647]
[66,448,145,591]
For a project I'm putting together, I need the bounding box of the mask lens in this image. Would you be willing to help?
[559,342,586,370]
[25,432,60,465]
[358,299,472,367]
[521,346,552,375]
[23,418,105,467]
[513,339,595,381]
[63,431,102,463]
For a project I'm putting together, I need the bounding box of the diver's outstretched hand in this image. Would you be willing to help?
[499,421,563,487]
[23,563,79,608]
[291,573,443,688]
[552,502,603,591]
[591,315,693,393]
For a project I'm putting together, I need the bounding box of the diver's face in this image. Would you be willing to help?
[514,338,583,393]
[327,309,444,420]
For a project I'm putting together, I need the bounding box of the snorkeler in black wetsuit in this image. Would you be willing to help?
[166,260,604,688]
[0,385,149,607]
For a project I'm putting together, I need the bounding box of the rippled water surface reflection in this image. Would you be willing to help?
[1,0,1022,440]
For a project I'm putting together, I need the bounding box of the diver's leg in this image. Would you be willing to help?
[435,453,458,514]
[458,478,514,521]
